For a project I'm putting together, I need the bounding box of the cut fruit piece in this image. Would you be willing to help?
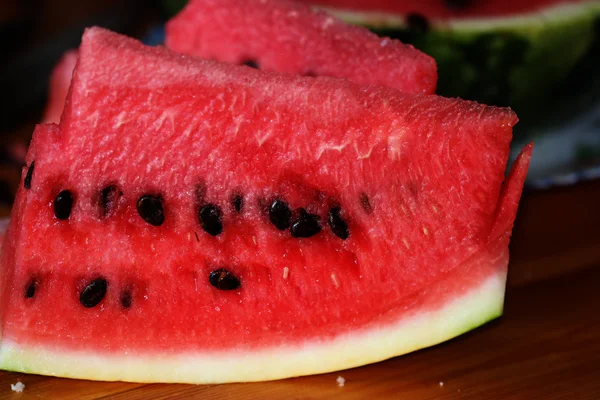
[0,28,529,384]
[299,0,600,122]
[165,0,437,94]
[42,0,438,133]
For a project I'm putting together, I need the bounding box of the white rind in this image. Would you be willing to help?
[0,271,506,384]
[323,1,600,32]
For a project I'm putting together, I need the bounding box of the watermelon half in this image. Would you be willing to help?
[298,0,600,120]
[0,28,531,384]
[165,0,437,95]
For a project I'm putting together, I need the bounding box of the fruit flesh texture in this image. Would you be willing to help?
[1,30,516,349]
[0,259,508,383]
[300,0,592,19]
[0,145,533,384]
[0,145,531,384]
[165,0,437,95]
[42,0,438,138]
[0,28,530,382]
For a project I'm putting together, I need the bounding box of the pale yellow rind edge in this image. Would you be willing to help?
[0,270,505,384]
[323,1,600,32]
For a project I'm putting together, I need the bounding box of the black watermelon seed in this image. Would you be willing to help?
[24,279,37,299]
[303,70,317,77]
[231,193,244,213]
[291,209,322,238]
[199,204,223,236]
[137,195,165,226]
[405,13,429,34]
[54,190,74,220]
[269,199,292,230]
[79,278,107,308]
[328,207,349,240]
[209,268,241,291]
[120,291,132,309]
[242,59,259,69]
[445,0,472,9]
[99,185,122,217]
[360,192,373,214]
[24,161,34,189]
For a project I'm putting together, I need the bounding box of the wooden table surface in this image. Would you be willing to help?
[0,177,599,399]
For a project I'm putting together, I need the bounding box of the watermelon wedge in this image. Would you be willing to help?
[0,27,531,384]
[42,0,437,133]
[298,0,600,119]
[165,0,437,94]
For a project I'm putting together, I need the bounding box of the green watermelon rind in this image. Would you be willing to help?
[329,2,600,32]
[320,2,600,123]
[0,271,505,383]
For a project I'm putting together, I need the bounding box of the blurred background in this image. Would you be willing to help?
[0,0,165,209]
[0,0,599,284]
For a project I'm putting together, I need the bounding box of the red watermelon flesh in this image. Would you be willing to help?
[42,50,78,124]
[0,28,530,383]
[165,0,437,94]
[298,0,593,19]
[41,0,437,129]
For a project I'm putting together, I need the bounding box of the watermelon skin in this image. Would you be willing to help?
[302,0,600,126]
[165,0,437,95]
[0,28,529,383]
[42,50,78,124]
[297,0,593,19]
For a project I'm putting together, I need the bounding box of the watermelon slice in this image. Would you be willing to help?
[298,0,600,120]
[165,0,437,94]
[0,27,531,384]
[42,0,437,133]
[42,50,78,124]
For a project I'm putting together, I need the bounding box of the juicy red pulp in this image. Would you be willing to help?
[166,0,437,95]
[1,28,522,356]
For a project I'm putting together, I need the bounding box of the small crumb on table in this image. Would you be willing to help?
[10,382,25,393]
[336,376,345,387]
[439,381,444,387]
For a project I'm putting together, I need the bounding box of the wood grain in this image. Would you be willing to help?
[0,177,599,399]
[508,180,600,287]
